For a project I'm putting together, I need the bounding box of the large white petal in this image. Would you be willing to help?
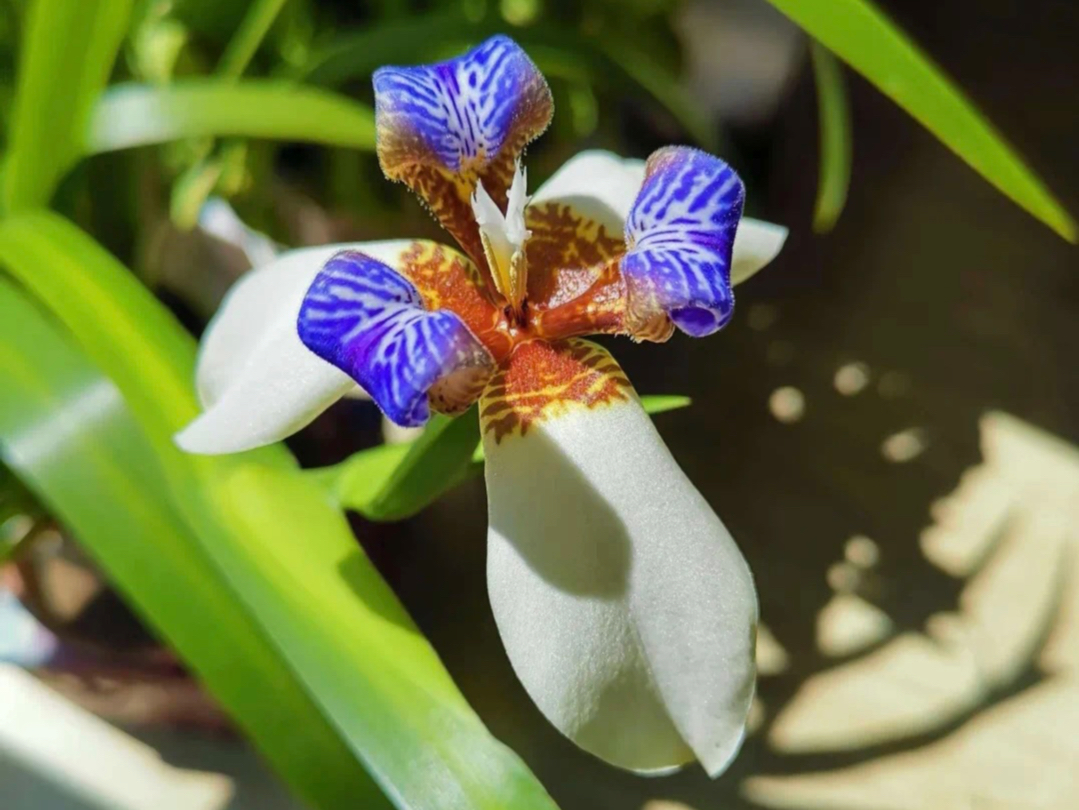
[482,343,758,775]
[535,149,787,285]
[176,240,412,454]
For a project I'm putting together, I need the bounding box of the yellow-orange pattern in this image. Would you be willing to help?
[480,340,633,443]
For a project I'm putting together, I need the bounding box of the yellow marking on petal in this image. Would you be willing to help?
[480,339,633,443]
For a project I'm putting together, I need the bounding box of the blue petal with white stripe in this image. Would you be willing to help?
[298,251,494,427]
[621,147,745,338]
[374,35,551,175]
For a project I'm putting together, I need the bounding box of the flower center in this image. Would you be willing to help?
[471,162,531,325]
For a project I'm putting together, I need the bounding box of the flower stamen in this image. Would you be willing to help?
[472,162,531,323]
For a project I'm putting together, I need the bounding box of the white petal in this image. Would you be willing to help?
[197,196,280,267]
[531,150,645,232]
[176,240,413,455]
[731,218,788,285]
[535,149,787,285]
[483,381,758,774]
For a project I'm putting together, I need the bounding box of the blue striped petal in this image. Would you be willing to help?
[374,35,552,269]
[298,251,494,427]
[622,147,745,338]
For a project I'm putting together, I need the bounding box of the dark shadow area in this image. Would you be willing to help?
[334,550,418,635]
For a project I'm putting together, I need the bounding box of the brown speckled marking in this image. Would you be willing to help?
[480,340,633,443]
[522,201,641,342]
[525,201,626,307]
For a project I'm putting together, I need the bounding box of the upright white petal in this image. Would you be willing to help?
[531,150,645,231]
[534,149,787,284]
[176,240,411,455]
[482,340,758,775]
[731,218,788,285]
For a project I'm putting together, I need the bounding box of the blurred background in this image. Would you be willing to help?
[1,0,1077,808]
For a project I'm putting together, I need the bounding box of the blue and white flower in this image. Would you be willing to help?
[176,35,787,776]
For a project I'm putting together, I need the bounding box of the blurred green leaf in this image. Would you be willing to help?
[217,0,290,78]
[809,42,852,233]
[0,211,248,452]
[294,10,468,85]
[170,147,230,228]
[310,441,414,512]
[171,0,291,229]
[87,81,376,154]
[0,279,389,810]
[766,0,1076,241]
[0,212,560,810]
[2,0,132,211]
[204,460,559,810]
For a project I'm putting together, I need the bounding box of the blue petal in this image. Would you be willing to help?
[373,36,552,269]
[622,147,745,338]
[374,35,550,175]
[298,251,494,427]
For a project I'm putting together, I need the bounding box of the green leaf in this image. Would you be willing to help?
[640,394,693,416]
[809,42,852,233]
[317,410,481,520]
[2,0,133,211]
[0,212,560,810]
[765,0,1076,241]
[202,461,559,810]
[309,441,413,512]
[0,279,389,810]
[170,0,292,229]
[86,81,376,155]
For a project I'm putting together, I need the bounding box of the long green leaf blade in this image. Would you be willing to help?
[766,0,1076,241]
[640,394,693,416]
[3,0,132,210]
[87,81,376,154]
[810,42,852,233]
[0,211,238,448]
[0,280,388,810]
[201,461,559,810]
[217,0,290,79]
